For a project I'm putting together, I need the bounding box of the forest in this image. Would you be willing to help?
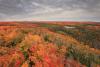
[0,22,100,67]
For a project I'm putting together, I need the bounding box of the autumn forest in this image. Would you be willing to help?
[0,22,100,67]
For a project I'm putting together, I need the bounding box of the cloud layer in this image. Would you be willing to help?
[0,0,100,21]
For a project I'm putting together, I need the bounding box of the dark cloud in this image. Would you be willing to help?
[0,0,23,15]
[31,0,100,10]
[0,0,100,21]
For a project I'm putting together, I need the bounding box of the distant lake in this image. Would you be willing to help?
[64,26,75,29]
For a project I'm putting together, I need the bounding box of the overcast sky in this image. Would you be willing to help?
[0,0,100,21]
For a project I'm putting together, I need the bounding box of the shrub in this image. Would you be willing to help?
[66,45,100,67]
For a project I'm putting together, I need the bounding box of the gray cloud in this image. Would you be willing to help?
[0,0,100,21]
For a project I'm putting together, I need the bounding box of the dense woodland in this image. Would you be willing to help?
[0,22,100,67]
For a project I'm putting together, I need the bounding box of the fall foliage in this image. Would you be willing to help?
[0,22,100,67]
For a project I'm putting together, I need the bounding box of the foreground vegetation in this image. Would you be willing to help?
[0,22,100,67]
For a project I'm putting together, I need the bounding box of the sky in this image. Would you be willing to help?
[0,0,100,21]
